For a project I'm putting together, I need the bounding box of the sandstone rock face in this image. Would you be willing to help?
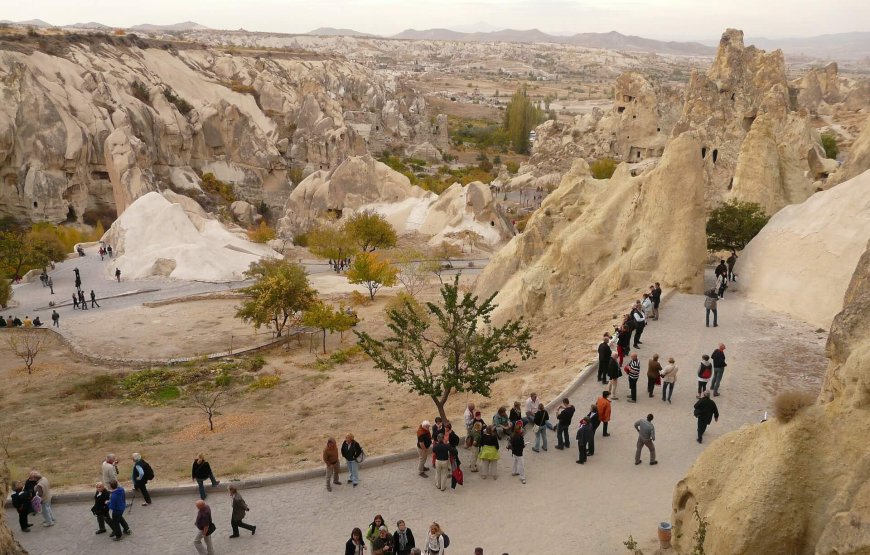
[829,116,870,186]
[0,461,28,555]
[738,169,870,330]
[278,155,514,247]
[0,36,444,225]
[673,29,823,213]
[515,71,681,190]
[475,133,706,323]
[230,200,262,227]
[103,191,278,282]
[672,240,870,555]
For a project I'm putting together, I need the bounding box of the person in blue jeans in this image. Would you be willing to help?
[532,404,550,452]
[704,290,719,327]
[341,433,363,487]
[107,480,131,541]
[191,454,220,500]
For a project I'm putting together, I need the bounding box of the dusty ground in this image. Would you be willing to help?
[0,274,635,491]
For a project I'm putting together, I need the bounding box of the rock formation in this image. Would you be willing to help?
[476,133,706,323]
[509,71,681,191]
[0,461,28,555]
[671,239,870,555]
[829,116,870,186]
[0,33,442,226]
[792,62,841,114]
[673,29,823,213]
[277,155,514,247]
[103,191,278,281]
[737,169,870,330]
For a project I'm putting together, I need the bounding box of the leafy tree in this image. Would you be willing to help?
[332,306,358,342]
[307,224,358,262]
[820,132,839,159]
[0,229,66,278]
[236,259,317,337]
[503,87,544,154]
[303,301,343,354]
[347,252,398,300]
[343,211,397,252]
[388,249,439,298]
[706,200,770,251]
[356,276,536,422]
[0,278,11,309]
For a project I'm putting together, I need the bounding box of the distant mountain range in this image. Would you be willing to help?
[307,27,377,38]
[0,19,210,32]
[743,32,870,60]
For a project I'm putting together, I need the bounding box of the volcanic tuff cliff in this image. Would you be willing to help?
[0,32,443,226]
[672,240,870,555]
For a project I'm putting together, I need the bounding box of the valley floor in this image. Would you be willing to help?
[5,281,828,554]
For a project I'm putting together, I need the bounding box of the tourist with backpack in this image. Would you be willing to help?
[132,453,153,506]
[697,354,713,397]
[704,289,719,327]
[424,522,448,554]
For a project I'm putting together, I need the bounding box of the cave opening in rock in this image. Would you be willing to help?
[33,201,38,208]
[66,205,77,222]
[701,147,707,159]
[617,106,625,113]
[712,149,718,163]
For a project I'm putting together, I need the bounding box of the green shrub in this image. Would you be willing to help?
[155,385,181,402]
[0,278,11,309]
[289,167,304,185]
[201,173,236,204]
[505,161,520,174]
[163,88,193,116]
[706,200,769,251]
[120,366,210,404]
[292,232,309,247]
[70,374,118,400]
[248,374,280,390]
[247,222,276,243]
[245,354,266,372]
[131,81,150,104]
[590,157,618,179]
[214,370,234,387]
[820,132,839,159]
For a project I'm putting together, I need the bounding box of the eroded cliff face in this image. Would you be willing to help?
[671,241,870,555]
[673,28,823,213]
[476,133,706,323]
[0,34,438,225]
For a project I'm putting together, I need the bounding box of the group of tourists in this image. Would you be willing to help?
[0,314,46,328]
[345,516,451,555]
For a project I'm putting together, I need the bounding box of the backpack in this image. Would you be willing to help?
[442,533,450,548]
[140,460,155,481]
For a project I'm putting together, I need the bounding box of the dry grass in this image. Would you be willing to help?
[773,391,816,422]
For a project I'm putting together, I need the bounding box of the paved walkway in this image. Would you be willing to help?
[5,280,827,554]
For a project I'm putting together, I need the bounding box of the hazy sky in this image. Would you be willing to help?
[6,0,869,41]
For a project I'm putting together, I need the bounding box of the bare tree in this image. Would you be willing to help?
[7,329,46,374]
[190,389,227,432]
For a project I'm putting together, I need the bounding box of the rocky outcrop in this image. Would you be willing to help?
[103,191,278,282]
[230,200,262,227]
[0,34,444,226]
[738,169,870,329]
[475,133,706,323]
[829,116,870,185]
[672,239,870,555]
[277,155,514,247]
[511,71,681,190]
[793,62,841,114]
[0,461,28,555]
[673,29,823,213]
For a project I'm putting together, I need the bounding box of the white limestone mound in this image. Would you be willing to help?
[103,191,278,282]
[739,169,870,329]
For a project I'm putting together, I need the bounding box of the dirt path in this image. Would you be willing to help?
[6,283,828,554]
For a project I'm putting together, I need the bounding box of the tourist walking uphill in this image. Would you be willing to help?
[711,343,727,396]
[694,391,720,444]
[697,355,713,397]
[634,414,657,466]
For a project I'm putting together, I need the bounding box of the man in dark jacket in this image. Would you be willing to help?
[341,434,363,487]
[597,334,612,383]
[10,482,32,532]
[192,454,219,500]
[710,344,727,397]
[229,485,256,538]
[575,418,593,464]
[651,283,662,320]
[704,289,719,327]
[194,499,214,554]
[586,405,601,455]
[132,453,152,506]
[607,353,621,400]
[91,482,110,534]
[555,398,576,450]
[694,391,720,443]
[107,480,130,541]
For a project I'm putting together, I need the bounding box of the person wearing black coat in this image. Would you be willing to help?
[10,482,32,532]
[191,454,219,500]
[341,434,363,487]
[91,482,111,534]
[586,405,601,455]
[597,335,613,383]
[607,353,622,400]
[694,392,720,443]
[575,419,594,464]
[554,399,576,449]
[392,521,416,555]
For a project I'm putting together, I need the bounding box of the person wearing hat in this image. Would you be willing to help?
[372,524,394,554]
[416,421,432,477]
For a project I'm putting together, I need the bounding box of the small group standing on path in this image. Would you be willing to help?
[346,515,450,555]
